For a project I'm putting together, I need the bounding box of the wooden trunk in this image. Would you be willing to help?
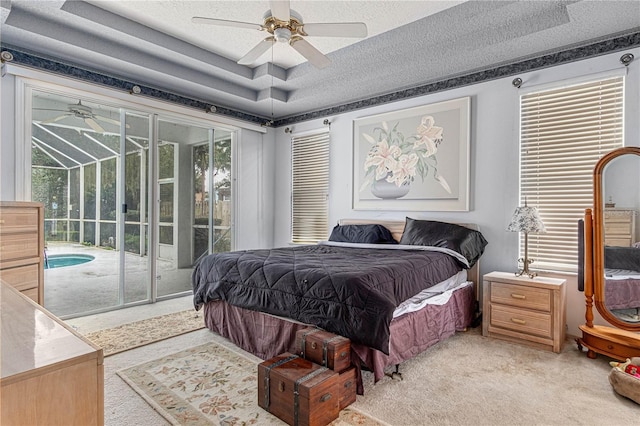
[338,366,356,410]
[257,353,340,426]
[294,328,351,372]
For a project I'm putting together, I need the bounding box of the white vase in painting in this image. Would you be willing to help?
[370,175,410,199]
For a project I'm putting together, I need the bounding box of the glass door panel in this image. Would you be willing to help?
[123,112,151,304]
[213,130,233,253]
[157,119,208,298]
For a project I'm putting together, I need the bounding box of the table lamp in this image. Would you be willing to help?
[507,201,546,278]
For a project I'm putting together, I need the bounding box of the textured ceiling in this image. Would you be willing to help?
[2,1,639,122]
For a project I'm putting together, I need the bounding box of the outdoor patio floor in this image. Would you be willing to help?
[44,242,193,318]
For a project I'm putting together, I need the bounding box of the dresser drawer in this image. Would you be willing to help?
[605,237,632,247]
[0,233,40,262]
[490,304,552,339]
[490,282,551,312]
[0,264,39,292]
[605,222,632,234]
[0,207,40,234]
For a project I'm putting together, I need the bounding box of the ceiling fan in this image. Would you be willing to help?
[35,100,121,133]
[192,0,368,69]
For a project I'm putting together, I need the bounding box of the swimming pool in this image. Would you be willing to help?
[45,254,95,269]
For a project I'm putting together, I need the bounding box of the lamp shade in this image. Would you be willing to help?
[506,206,546,233]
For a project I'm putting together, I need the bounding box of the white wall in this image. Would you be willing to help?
[272,48,640,337]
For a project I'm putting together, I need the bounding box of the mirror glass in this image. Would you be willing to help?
[601,153,640,324]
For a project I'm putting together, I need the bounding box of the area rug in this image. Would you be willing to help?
[117,341,384,426]
[84,309,205,356]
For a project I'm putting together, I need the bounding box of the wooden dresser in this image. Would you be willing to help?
[604,208,636,247]
[0,201,45,304]
[482,271,567,353]
[0,282,104,425]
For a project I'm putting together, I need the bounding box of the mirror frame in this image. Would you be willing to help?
[593,146,640,332]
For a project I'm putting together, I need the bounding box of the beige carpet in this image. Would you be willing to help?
[117,339,385,426]
[84,309,205,356]
[107,326,640,425]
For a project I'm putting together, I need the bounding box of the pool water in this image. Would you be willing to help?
[45,254,95,269]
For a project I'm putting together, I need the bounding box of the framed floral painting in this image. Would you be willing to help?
[352,97,470,211]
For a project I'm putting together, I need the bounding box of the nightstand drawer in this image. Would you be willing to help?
[490,304,552,338]
[490,282,551,312]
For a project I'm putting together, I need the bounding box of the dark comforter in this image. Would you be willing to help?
[192,245,461,354]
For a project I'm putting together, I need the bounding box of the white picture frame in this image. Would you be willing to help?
[352,96,470,211]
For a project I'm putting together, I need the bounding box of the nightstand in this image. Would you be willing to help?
[482,271,567,353]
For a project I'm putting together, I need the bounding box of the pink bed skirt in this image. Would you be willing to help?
[203,283,475,387]
[605,278,640,310]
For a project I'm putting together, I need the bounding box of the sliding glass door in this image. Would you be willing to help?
[30,88,234,318]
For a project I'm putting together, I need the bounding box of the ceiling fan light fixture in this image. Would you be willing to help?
[274,27,291,43]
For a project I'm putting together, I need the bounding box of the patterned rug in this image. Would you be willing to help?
[84,310,206,356]
[117,341,384,426]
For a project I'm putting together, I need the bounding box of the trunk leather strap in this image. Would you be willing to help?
[264,354,298,408]
[322,335,343,367]
[294,367,329,426]
[300,328,321,359]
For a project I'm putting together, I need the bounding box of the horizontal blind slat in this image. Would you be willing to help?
[291,132,330,243]
[519,76,624,271]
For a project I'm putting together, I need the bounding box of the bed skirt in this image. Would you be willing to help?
[605,278,640,310]
[203,283,475,391]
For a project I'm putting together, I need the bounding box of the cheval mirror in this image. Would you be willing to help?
[578,147,640,360]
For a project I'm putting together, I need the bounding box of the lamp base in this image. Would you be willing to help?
[515,267,537,279]
[515,256,536,279]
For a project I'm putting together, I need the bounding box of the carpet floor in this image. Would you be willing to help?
[103,325,640,425]
[117,340,383,425]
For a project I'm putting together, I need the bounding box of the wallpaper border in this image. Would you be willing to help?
[2,30,639,127]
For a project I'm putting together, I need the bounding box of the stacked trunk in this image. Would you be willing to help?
[257,328,355,426]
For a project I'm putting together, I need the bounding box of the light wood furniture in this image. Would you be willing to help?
[0,281,104,425]
[483,271,566,353]
[0,201,45,304]
[604,208,636,247]
[578,147,640,361]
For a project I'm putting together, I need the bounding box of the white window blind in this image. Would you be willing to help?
[291,131,330,244]
[520,76,624,272]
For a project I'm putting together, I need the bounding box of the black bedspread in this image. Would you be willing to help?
[192,245,461,354]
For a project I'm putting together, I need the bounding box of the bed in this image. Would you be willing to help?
[192,218,488,391]
[604,246,640,321]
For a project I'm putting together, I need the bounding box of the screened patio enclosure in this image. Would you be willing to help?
[31,90,233,318]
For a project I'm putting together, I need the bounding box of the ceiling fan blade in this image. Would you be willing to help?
[192,16,262,31]
[302,22,368,38]
[238,37,276,65]
[269,0,290,21]
[95,116,121,126]
[290,38,331,69]
[40,114,72,124]
[84,118,105,133]
[96,116,131,129]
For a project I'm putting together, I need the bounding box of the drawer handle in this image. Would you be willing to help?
[320,393,332,402]
[344,380,353,389]
[511,318,526,325]
[278,381,285,392]
[511,293,526,300]
[311,342,317,350]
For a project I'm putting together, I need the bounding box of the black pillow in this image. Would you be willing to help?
[329,224,398,244]
[399,217,488,268]
[605,246,640,272]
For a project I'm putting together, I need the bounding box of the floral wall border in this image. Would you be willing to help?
[2,30,639,127]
